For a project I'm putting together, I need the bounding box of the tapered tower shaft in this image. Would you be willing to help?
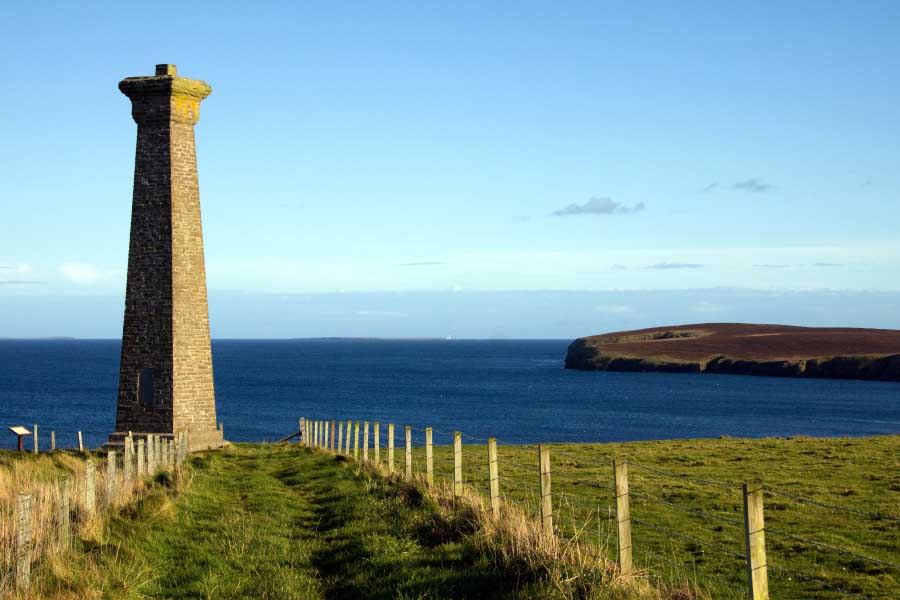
[110,64,223,451]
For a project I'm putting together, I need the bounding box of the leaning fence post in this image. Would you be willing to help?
[51,430,56,451]
[363,421,370,462]
[16,492,31,590]
[353,421,360,461]
[743,481,769,600]
[539,445,553,535]
[405,426,412,480]
[107,450,117,502]
[453,431,463,497]
[388,423,395,474]
[85,459,96,517]
[613,459,632,577]
[425,427,434,486]
[374,422,380,464]
[33,424,38,453]
[77,431,84,452]
[488,438,500,517]
[59,479,71,549]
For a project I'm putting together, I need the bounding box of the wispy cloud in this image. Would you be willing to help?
[692,301,725,313]
[610,264,627,271]
[701,183,718,193]
[355,309,408,317]
[551,197,645,217]
[58,262,120,284]
[594,304,637,316]
[813,262,843,267]
[397,261,447,267]
[731,178,773,193]
[753,264,791,269]
[512,215,531,222]
[0,280,44,285]
[644,262,704,270]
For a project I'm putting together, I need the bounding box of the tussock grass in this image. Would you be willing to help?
[0,449,182,598]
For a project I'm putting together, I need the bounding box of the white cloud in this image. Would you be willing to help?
[58,262,120,284]
[552,197,645,217]
[692,301,725,314]
[355,309,407,317]
[594,304,637,316]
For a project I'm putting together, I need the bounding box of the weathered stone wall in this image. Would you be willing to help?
[112,64,222,450]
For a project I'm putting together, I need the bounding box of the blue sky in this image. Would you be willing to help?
[1,2,899,338]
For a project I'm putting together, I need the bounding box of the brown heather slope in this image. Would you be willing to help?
[565,323,900,381]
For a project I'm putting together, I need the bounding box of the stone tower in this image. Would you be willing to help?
[109,64,224,451]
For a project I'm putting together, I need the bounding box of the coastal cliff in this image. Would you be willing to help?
[565,323,900,382]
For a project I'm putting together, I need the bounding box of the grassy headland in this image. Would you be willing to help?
[565,323,900,380]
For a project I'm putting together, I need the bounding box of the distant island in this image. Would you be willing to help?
[565,323,900,382]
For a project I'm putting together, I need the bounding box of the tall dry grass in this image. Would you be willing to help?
[0,450,174,598]
[358,455,711,600]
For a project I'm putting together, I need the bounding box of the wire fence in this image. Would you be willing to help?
[298,417,900,599]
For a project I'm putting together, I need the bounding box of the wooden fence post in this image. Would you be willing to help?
[326,421,332,450]
[453,431,463,497]
[353,421,360,461]
[488,438,500,518]
[613,459,632,577]
[85,459,96,517]
[405,426,412,480]
[425,427,434,486]
[59,479,71,549]
[150,434,157,471]
[77,431,84,452]
[743,482,769,600]
[374,422,380,464]
[337,421,344,454]
[51,430,56,451]
[137,439,145,476]
[363,421,370,462]
[33,424,38,453]
[107,450,117,502]
[538,445,553,535]
[388,423,395,474]
[331,420,336,451]
[124,441,133,484]
[314,421,319,448]
[16,492,31,590]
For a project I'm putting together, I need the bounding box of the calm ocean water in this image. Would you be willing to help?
[1,339,898,451]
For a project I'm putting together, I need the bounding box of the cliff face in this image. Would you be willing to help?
[564,324,900,382]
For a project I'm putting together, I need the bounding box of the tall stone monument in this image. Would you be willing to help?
[108,64,224,451]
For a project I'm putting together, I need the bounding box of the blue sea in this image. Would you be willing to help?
[1,339,898,451]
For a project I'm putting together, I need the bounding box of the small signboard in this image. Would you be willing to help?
[8,426,31,436]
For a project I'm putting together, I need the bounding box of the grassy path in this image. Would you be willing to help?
[38,445,518,600]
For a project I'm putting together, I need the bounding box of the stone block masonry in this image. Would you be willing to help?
[108,64,224,451]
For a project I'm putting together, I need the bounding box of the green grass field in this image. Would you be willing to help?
[407,432,900,599]
[21,434,900,599]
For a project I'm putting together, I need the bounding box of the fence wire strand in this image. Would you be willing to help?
[764,487,900,523]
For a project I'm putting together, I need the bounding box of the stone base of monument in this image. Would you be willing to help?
[105,429,225,452]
